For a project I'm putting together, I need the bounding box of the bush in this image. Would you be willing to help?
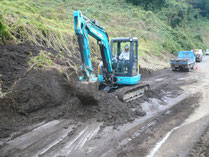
[126,0,167,10]
[194,34,203,43]
[0,15,11,42]
[189,0,209,17]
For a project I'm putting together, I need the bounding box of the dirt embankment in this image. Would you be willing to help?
[0,43,153,139]
[0,44,58,92]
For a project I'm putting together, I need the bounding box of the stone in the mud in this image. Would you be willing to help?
[135,109,146,117]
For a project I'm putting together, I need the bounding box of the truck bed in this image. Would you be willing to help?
[170,59,193,65]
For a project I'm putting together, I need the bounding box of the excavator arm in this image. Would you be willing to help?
[73,11,113,83]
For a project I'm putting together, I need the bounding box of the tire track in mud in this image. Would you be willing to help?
[0,119,102,157]
[40,119,101,157]
[0,120,77,156]
[148,86,209,157]
[102,93,201,157]
[0,68,193,157]
[189,124,209,157]
[100,58,209,157]
[144,58,209,157]
[1,54,207,157]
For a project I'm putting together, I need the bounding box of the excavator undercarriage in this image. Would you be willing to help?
[116,83,150,102]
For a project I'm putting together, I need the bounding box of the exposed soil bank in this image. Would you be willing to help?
[0,43,153,139]
[1,44,206,157]
[0,43,57,92]
[0,42,187,143]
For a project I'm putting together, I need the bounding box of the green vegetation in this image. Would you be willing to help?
[126,0,166,10]
[0,0,209,62]
[189,0,209,17]
[0,14,13,42]
[28,51,54,69]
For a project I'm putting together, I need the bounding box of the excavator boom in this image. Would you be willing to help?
[73,11,113,83]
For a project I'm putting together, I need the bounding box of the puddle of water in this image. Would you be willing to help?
[142,98,164,113]
[177,78,185,81]
[154,78,165,82]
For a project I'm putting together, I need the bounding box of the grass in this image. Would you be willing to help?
[0,0,209,67]
[28,50,55,69]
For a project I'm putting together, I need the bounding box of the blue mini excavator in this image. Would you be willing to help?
[73,11,150,102]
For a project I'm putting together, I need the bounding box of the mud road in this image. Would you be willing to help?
[1,56,209,157]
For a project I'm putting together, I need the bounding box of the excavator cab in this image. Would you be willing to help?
[111,37,139,76]
[98,37,141,85]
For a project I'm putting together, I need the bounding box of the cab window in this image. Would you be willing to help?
[131,41,138,75]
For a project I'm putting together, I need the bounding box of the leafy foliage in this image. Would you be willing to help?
[0,0,208,58]
[126,0,167,10]
[189,0,209,16]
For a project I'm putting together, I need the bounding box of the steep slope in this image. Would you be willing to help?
[1,0,208,71]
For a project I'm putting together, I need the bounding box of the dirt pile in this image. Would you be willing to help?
[140,67,153,79]
[0,43,147,139]
[2,67,146,128]
[0,43,57,92]
[4,69,74,114]
[0,43,74,138]
[95,94,141,126]
[72,83,146,126]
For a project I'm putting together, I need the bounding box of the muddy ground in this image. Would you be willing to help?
[189,125,209,157]
[115,94,201,157]
[1,43,209,157]
[0,43,161,139]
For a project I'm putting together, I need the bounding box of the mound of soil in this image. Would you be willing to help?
[3,70,144,126]
[140,67,153,79]
[72,82,146,126]
[4,69,73,114]
[0,43,57,92]
[0,43,146,139]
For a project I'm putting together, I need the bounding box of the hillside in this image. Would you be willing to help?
[1,0,209,70]
[1,1,209,155]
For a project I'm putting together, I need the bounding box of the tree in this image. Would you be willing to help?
[126,0,167,10]
[188,0,209,16]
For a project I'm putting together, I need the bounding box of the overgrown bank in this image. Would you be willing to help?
[0,0,209,68]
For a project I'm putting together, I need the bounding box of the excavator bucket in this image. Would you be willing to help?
[73,81,100,105]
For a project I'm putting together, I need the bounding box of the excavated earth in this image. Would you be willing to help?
[1,43,209,157]
[0,43,155,139]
